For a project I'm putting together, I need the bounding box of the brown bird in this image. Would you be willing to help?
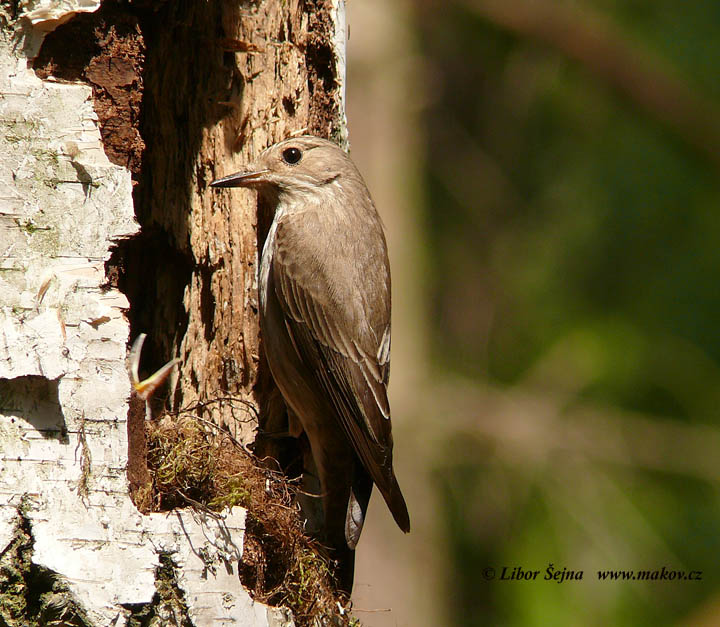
[211,136,410,593]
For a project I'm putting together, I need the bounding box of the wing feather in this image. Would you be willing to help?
[272,214,394,491]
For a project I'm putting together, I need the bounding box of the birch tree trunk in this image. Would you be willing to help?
[0,1,347,624]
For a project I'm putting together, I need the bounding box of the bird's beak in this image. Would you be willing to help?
[210,169,271,188]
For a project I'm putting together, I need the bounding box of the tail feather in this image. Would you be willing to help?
[334,543,356,596]
[327,463,410,595]
[380,473,410,533]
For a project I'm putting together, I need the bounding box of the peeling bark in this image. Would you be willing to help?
[0,0,347,624]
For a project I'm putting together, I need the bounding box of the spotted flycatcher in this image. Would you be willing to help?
[211,136,410,592]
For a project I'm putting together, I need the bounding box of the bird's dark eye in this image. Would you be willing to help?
[282,147,302,165]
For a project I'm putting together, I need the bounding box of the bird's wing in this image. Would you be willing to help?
[271,212,395,492]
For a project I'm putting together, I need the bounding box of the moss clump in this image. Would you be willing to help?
[142,409,354,626]
[0,507,33,625]
[146,413,249,511]
[125,554,193,627]
[0,499,92,627]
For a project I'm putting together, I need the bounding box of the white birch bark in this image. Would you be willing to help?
[0,1,344,624]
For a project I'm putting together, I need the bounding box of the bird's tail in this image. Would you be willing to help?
[334,467,409,594]
[355,466,411,536]
[345,465,374,550]
[334,544,356,596]
[380,472,410,534]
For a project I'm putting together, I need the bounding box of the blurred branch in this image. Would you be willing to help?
[424,378,720,483]
[463,0,720,168]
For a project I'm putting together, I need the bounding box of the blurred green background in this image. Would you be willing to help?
[347,1,720,625]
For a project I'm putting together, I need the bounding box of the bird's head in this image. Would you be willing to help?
[210,136,353,198]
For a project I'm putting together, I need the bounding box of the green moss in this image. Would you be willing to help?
[284,547,332,613]
[0,498,92,627]
[125,554,193,627]
[0,511,32,623]
[208,475,251,510]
